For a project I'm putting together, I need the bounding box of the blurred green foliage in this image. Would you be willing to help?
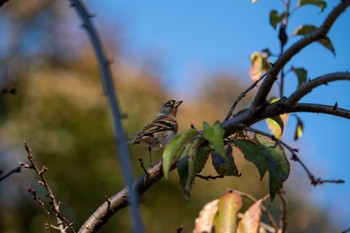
[0,1,340,233]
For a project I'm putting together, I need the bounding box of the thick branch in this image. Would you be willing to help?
[284,103,350,120]
[22,142,75,233]
[79,161,176,233]
[286,72,350,104]
[69,0,143,232]
[251,0,350,108]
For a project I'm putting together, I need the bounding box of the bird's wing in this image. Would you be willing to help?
[128,116,177,144]
[141,116,177,135]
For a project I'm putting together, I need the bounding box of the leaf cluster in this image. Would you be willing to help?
[163,121,290,201]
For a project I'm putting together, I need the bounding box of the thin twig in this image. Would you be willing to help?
[177,225,183,233]
[0,165,21,182]
[196,174,224,181]
[244,127,345,186]
[342,226,350,233]
[27,187,54,233]
[277,190,287,233]
[21,142,75,233]
[224,73,267,121]
[69,1,143,232]
[138,158,148,174]
[278,0,290,98]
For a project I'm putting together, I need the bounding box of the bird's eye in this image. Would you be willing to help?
[164,100,176,107]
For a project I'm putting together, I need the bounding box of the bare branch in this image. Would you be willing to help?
[22,142,75,233]
[286,72,350,104]
[69,0,143,232]
[285,103,350,120]
[0,165,21,182]
[78,160,176,233]
[138,158,149,176]
[196,174,224,181]
[277,191,287,233]
[224,73,267,121]
[251,0,350,108]
[27,187,54,233]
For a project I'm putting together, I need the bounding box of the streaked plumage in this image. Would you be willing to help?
[128,100,183,164]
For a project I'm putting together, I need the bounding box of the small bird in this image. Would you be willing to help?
[128,100,183,165]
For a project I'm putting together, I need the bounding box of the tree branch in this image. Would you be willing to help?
[0,165,21,182]
[284,103,350,120]
[196,174,224,181]
[68,1,143,232]
[224,73,267,121]
[78,160,176,233]
[286,72,350,105]
[251,0,350,108]
[0,0,9,7]
[342,226,350,233]
[277,191,287,233]
[21,142,75,233]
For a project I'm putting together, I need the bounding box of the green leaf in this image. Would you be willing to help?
[293,25,335,56]
[176,156,190,200]
[212,145,240,176]
[269,10,286,30]
[297,0,327,12]
[163,128,198,179]
[214,190,242,233]
[237,199,262,233]
[293,115,304,140]
[293,25,317,36]
[291,66,308,87]
[255,134,290,201]
[177,137,210,200]
[203,121,226,159]
[249,52,270,82]
[234,139,270,179]
[318,37,336,56]
[186,137,210,200]
[266,98,289,139]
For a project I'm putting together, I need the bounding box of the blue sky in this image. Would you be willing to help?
[86,0,350,228]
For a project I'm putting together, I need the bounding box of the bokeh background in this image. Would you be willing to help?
[0,1,349,232]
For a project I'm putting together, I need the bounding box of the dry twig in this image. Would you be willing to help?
[196,174,224,181]
[0,165,21,182]
[21,142,75,233]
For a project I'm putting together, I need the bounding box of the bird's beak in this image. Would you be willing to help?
[175,100,183,107]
